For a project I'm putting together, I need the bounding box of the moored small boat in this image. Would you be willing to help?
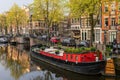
[0,36,9,43]
[112,56,120,76]
[30,44,106,75]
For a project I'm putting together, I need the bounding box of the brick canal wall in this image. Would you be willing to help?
[30,38,51,46]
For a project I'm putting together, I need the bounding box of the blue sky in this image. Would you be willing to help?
[0,0,33,13]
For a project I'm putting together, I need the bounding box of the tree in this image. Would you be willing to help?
[0,14,7,35]
[69,0,119,46]
[7,3,28,35]
[32,0,67,34]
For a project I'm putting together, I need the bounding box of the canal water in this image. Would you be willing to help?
[0,43,119,80]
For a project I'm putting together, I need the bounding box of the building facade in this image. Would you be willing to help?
[102,1,120,44]
[70,1,120,44]
[70,16,101,43]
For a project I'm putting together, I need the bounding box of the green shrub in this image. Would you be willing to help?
[90,47,96,51]
[55,50,59,54]
[64,48,72,53]
[41,46,45,50]
[57,45,62,49]
[73,48,80,53]
[64,47,97,54]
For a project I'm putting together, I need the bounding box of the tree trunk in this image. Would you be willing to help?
[89,13,95,47]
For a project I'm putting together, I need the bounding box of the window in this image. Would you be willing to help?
[111,18,115,26]
[71,19,74,23]
[85,19,87,27]
[111,3,115,12]
[104,6,108,12]
[119,3,120,11]
[104,18,108,26]
[118,16,120,24]
[95,29,100,41]
[78,18,80,23]
[97,19,100,25]
[110,32,116,42]
[82,31,87,40]
[74,18,77,23]
[76,56,78,61]
[81,18,84,27]
[87,30,91,39]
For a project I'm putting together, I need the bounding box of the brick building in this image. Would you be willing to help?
[102,1,120,44]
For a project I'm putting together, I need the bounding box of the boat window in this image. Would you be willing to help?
[76,56,78,61]
[71,55,73,59]
[66,54,68,60]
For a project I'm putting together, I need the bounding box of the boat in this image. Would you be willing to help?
[112,55,120,76]
[0,36,9,43]
[30,44,106,75]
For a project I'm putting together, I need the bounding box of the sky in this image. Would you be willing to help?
[0,0,33,13]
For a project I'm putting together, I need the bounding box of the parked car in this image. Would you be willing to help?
[112,43,120,54]
[77,40,89,47]
[61,37,76,46]
[50,37,60,43]
[38,34,50,41]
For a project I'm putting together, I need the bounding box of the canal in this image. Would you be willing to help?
[0,43,119,80]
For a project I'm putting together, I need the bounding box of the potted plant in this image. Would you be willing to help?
[55,50,59,54]
[41,46,45,50]
[90,47,96,52]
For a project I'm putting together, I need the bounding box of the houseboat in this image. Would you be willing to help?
[30,44,106,75]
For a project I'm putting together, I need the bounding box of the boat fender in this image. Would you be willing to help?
[76,61,78,64]
[65,59,68,62]
[96,57,99,61]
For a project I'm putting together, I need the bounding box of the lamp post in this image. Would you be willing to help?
[115,23,118,43]
[29,14,33,34]
[104,30,107,45]
[104,30,107,52]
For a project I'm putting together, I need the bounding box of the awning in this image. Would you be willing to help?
[73,36,81,39]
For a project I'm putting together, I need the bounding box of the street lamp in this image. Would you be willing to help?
[104,30,107,45]
[103,30,107,53]
[29,14,33,34]
[115,23,118,43]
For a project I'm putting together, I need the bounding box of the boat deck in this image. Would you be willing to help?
[44,47,64,56]
[104,58,116,76]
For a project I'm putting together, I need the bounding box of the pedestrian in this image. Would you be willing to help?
[112,39,118,54]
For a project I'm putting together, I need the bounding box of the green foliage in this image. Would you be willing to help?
[41,46,46,50]
[106,47,111,52]
[64,47,96,54]
[64,48,72,53]
[0,14,7,34]
[32,0,66,28]
[55,50,59,54]
[57,45,62,49]
[90,47,96,51]
[6,3,28,34]
[68,0,118,46]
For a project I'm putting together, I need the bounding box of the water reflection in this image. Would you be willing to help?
[30,58,103,80]
[20,70,63,80]
[0,44,30,80]
[0,43,119,80]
